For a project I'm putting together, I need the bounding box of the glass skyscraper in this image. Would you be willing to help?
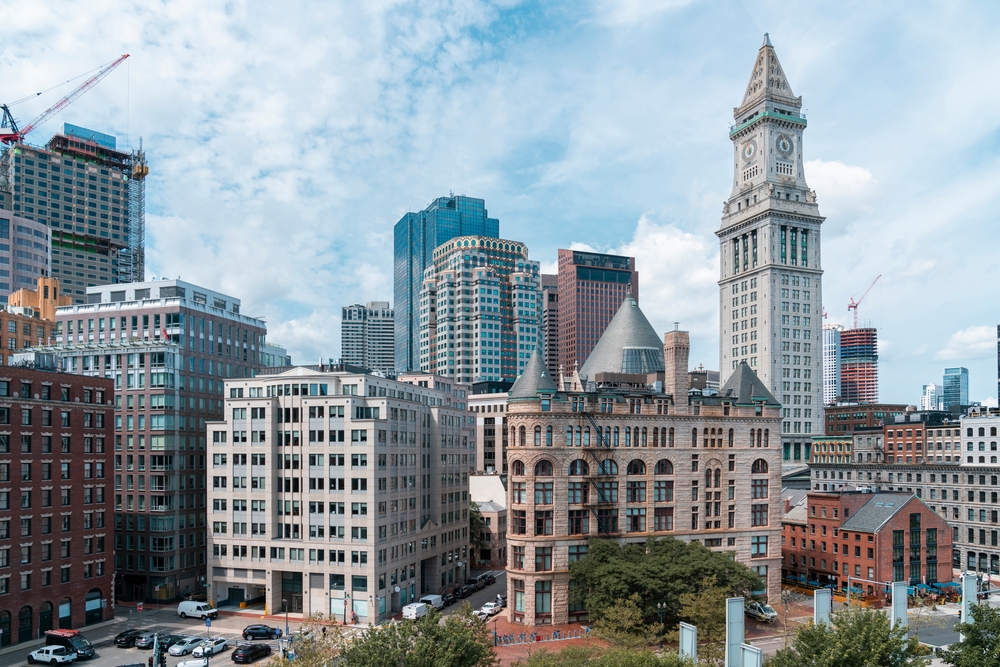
[942,367,969,409]
[393,196,499,372]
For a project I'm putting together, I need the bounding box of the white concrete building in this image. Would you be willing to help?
[341,302,394,375]
[206,365,474,623]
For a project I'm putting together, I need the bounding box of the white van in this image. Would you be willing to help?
[402,603,427,620]
[177,600,219,619]
[419,595,444,610]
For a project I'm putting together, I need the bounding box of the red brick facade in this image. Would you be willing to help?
[0,367,114,645]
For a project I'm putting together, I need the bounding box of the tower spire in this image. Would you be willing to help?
[740,34,797,111]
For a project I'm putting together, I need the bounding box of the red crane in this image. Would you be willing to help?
[0,54,129,145]
[847,274,881,329]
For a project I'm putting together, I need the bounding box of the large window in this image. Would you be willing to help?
[750,535,768,558]
[535,547,552,571]
[654,507,673,531]
[568,482,588,504]
[568,510,589,535]
[751,504,768,527]
[534,511,553,536]
[535,581,552,618]
[654,480,673,501]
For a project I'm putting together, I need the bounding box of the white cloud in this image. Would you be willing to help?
[267,309,340,365]
[936,326,996,361]
[591,0,697,26]
[803,159,877,225]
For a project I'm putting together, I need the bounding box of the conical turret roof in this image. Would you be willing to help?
[719,361,780,406]
[740,33,798,110]
[579,297,664,380]
[509,347,557,399]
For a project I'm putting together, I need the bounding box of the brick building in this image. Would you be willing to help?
[8,276,72,323]
[504,298,783,625]
[781,490,952,591]
[0,306,58,366]
[825,403,908,435]
[0,364,114,645]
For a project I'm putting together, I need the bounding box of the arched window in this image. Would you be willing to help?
[641,428,647,447]
[511,460,525,476]
[750,428,756,447]
[625,428,631,447]
[691,429,697,447]
[993,427,998,437]
[980,428,986,437]
[17,606,31,644]
[703,428,709,447]
[599,459,618,475]
[613,427,620,446]
[669,428,674,447]
[751,459,769,474]
[566,426,573,447]
[84,589,102,625]
[764,429,769,447]
[57,598,70,630]
[535,460,553,476]
[534,426,541,447]
[575,427,582,447]
[38,602,52,635]
[545,426,552,446]
[728,428,734,447]
[569,460,589,476]
[705,469,713,488]
[655,459,673,475]
[968,428,974,437]
[714,468,721,487]
[583,427,591,447]
[757,430,762,448]
[519,426,526,447]
[0,611,9,647]
[627,460,646,475]
[652,427,659,447]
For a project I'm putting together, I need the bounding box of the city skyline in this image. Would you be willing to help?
[3,3,999,404]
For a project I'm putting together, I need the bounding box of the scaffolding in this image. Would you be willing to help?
[121,139,147,283]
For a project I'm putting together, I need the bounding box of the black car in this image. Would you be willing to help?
[232,644,272,664]
[442,592,456,606]
[478,574,496,586]
[242,625,282,641]
[157,635,187,650]
[466,578,485,592]
[114,629,144,648]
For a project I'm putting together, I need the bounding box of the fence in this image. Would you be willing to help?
[494,628,590,646]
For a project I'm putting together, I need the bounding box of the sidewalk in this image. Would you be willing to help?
[0,614,126,658]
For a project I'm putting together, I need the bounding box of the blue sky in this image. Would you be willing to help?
[2,0,999,405]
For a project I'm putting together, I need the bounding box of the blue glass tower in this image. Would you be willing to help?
[393,196,499,372]
[942,367,969,409]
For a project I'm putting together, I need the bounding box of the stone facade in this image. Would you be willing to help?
[503,369,783,625]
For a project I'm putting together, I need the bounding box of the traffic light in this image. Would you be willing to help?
[159,650,167,667]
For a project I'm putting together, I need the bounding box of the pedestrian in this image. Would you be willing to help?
[351,611,358,625]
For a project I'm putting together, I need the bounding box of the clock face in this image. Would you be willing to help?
[742,140,757,162]
[776,134,793,155]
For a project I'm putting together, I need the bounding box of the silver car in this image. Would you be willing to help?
[168,637,205,656]
[192,637,230,657]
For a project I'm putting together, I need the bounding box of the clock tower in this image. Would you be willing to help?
[718,34,824,466]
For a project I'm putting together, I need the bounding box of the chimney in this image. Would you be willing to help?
[784,498,792,514]
[663,328,689,403]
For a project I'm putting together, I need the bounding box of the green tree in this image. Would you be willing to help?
[672,578,729,666]
[592,593,659,649]
[768,607,929,667]
[569,537,761,623]
[515,645,694,667]
[267,621,343,667]
[338,604,498,667]
[940,603,1000,667]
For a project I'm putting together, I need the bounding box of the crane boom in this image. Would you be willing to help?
[847,274,881,328]
[0,54,129,144]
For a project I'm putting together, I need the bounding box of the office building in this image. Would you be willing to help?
[0,206,51,303]
[823,403,909,436]
[0,364,115,639]
[555,250,637,374]
[469,388,511,474]
[540,274,558,380]
[470,473,507,569]
[919,384,941,412]
[688,365,720,393]
[393,196,499,373]
[41,279,267,602]
[718,35,825,461]
[840,328,878,404]
[822,324,842,405]
[206,366,474,622]
[503,300,783,625]
[781,490,952,589]
[0,124,147,299]
[8,276,70,321]
[341,302,394,375]
[417,236,540,383]
[942,368,969,410]
[260,343,292,369]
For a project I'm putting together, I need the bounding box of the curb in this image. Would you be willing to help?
[0,616,126,658]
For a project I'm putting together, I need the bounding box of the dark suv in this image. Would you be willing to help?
[232,643,272,664]
[466,578,485,592]
[478,574,496,586]
[114,629,144,648]
[242,625,282,640]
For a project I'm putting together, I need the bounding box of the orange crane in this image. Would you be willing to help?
[0,54,129,144]
[847,274,881,329]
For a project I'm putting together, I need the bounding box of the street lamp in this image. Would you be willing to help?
[656,603,667,648]
[345,594,351,625]
[282,599,289,638]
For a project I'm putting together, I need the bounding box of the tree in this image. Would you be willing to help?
[338,604,498,667]
[470,501,488,558]
[267,620,343,667]
[515,645,694,667]
[569,537,761,624]
[673,578,729,666]
[940,603,1000,667]
[768,607,929,667]
[592,593,659,649]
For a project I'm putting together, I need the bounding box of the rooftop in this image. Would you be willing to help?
[578,297,663,380]
[839,493,916,533]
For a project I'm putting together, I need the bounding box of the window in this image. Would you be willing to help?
[751,459,769,474]
[751,535,768,558]
[534,460,553,476]
[655,459,673,475]
[534,511,553,536]
[568,510,589,535]
[535,547,552,571]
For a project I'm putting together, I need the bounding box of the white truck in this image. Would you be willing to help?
[402,602,428,620]
[419,594,445,610]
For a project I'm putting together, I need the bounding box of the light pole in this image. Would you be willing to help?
[656,603,667,648]
[345,594,351,625]
[282,599,289,638]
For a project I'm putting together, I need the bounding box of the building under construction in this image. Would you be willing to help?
[0,123,146,300]
[839,327,879,404]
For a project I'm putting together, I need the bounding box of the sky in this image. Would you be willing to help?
[2,0,999,405]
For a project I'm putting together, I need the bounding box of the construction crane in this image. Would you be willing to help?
[847,274,881,329]
[0,54,129,145]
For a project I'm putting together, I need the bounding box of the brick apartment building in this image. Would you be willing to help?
[825,403,908,435]
[0,364,114,645]
[782,490,952,592]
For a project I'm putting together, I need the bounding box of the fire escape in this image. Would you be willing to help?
[583,403,618,536]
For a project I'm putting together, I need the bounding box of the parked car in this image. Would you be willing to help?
[745,600,778,623]
[114,629,145,648]
[156,635,187,650]
[45,630,95,659]
[242,625,282,641]
[28,647,77,665]
[133,632,160,649]
[475,611,489,623]
[192,638,230,657]
[231,644,272,664]
[477,573,496,586]
[495,594,507,609]
[177,601,218,620]
[466,578,485,592]
[479,602,500,616]
[169,637,205,656]
[176,658,209,667]
[454,585,470,599]
[441,591,456,607]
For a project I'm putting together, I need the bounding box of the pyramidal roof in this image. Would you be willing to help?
[509,347,557,399]
[719,361,780,406]
[741,33,798,109]
[579,297,664,380]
